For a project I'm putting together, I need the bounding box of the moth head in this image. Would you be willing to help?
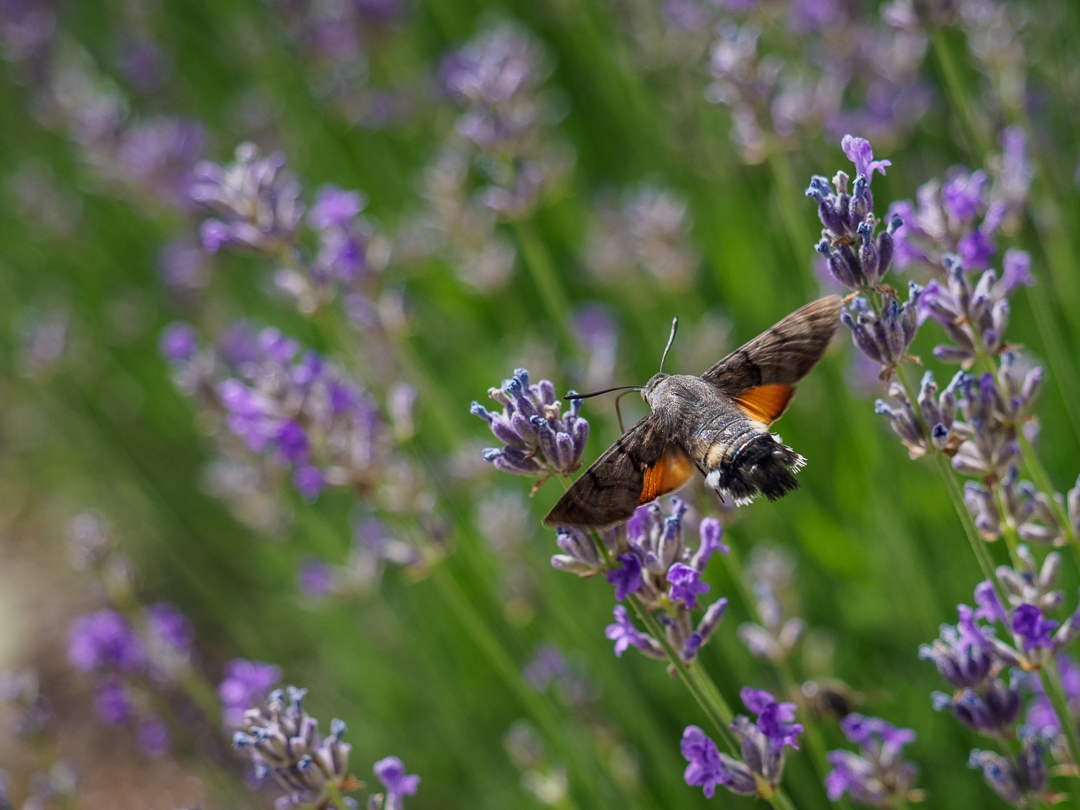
[643,372,669,403]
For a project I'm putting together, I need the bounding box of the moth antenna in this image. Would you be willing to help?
[659,316,679,374]
[614,389,640,435]
[564,385,642,400]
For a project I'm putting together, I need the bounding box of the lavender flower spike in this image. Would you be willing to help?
[473,368,588,477]
[667,563,710,610]
[190,142,303,255]
[232,685,353,809]
[681,725,755,798]
[826,714,921,806]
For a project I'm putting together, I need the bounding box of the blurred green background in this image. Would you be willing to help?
[2,0,1080,807]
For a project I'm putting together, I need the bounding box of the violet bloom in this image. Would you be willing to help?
[472,368,589,477]
[190,142,303,255]
[159,322,199,362]
[606,553,643,601]
[605,606,663,659]
[373,756,420,809]
[681,725,754,798]
[741,687,803,750]
[146,603,194,655]
[297,559,337,599]
[807,136,901,292]
[667,563,710,610]
[841,135,891,184]
[826,714,920,806]
[523,642,569,692]
[686,688,802,800]
[233,686,352,809]
[94,679,132,725]
[970,730,1049,807]
[136,716,171,757]
[218,658,282,727]
[1026,655,1080,734]
[68,609,146,673]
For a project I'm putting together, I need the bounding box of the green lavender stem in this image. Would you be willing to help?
[1044,659,1080,790]
[514,220,578,356]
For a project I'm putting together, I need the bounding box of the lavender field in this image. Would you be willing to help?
[2,0,1080,808]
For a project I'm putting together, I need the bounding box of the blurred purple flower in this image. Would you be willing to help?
[94,679,132,725]
[68,609,146,673]
[374,756,420,808]
[218,658,282,727]
[136,716,171,756]
[159,323,199,362]
[146,603,194,655]
[297,559,336,598]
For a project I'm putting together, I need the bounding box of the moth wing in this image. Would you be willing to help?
[701,295,842,425]
[542,413,694,530]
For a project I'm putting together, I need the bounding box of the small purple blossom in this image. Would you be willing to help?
[159,322,199,362]
[667,563,710,610]
[606,553,643,601]
[136,716,171,757]
[841,135,891,183]
[67,609,146,673]
[94,679,132,725]
[826,714,919,806]
[308,185,366,230]
[681,726,743,798]
[218,658,282,727]
[374,756,420,807]
[297,559,336,598]
[740,688,803,750]
[605,605,662,659]
[1012,604,1058,652]
[145,603,194,655]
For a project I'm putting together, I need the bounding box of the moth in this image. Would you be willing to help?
[543,296,843,529]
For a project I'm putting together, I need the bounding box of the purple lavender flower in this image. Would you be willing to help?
[472,368,588,478]
[969,730,1049,807]
[681,726,754,798]
[605,606,664,659]
[1026,654,1080,735]
[94,679,132,725]
[690,517,728,570]
[687,688,802,800]
[523,643,569,692]
[667,563,710,610]
[190,143,303,254]
[919,625,993,690]
[116,116,205,208]
[218,659,282,727]
[741,688,803,750]
[136,716,171,757]
[233,686,353,809]
[297,559,337,599]
[826,714,920,806]
[145,603,194,655]
[807,136,900,292]
[606,553,643,601]
[841,135,891,183]
[67,610,145,673]
[373,756,420,809]
[159,322,199,362]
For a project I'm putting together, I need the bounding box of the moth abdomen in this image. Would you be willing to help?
[706,434,805,506]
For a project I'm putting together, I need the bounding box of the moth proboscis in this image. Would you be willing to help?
[543,296,843,530]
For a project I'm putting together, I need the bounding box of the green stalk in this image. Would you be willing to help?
[513,220,578,356]
[929,30,992,157]
[1043,660,1080,790]
[721,540,844,806]
[428,564,611,808]
[1015,429,1080,555]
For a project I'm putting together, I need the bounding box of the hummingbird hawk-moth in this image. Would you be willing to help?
[543,296,843,530]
